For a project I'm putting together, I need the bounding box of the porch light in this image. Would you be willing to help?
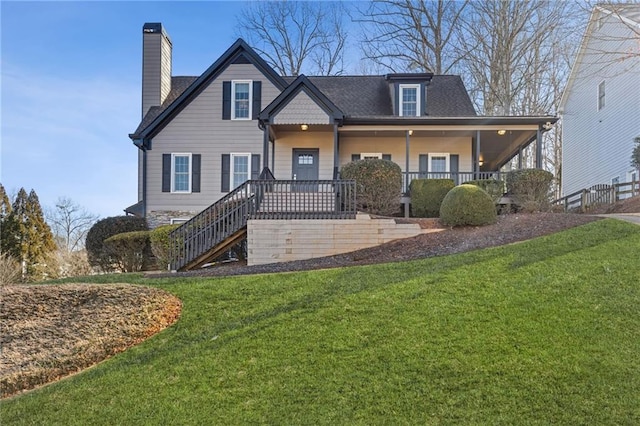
[479,160,484,166]
[497,129,506,136]
[301,124,309,131]
[408,130,413,136]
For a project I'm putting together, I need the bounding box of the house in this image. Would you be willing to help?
[126,23,557,270]
[559,4,640,196]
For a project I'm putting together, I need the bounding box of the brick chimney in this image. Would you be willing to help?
[142,23,172,118]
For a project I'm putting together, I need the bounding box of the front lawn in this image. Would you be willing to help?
[2,219,639,424]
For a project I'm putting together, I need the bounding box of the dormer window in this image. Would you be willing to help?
[232,80,252,120]
[400,84,420,117]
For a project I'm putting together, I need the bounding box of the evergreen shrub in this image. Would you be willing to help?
[410,179,455,217]
[86,216,148,272]
[340,159,402,216]
[466,179,505,203]
[506,169,554,212]
[150,224,180,270]
[103,230,152,273]
[440,184,497,227]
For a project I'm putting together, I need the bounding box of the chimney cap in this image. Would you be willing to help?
[143,22,169,38]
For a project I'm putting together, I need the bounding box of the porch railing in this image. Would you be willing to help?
[168,179,356,271]
[402,171,507,193]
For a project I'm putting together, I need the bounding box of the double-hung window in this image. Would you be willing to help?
[232,81,252,120]
[399,84,420,117]
[172,153,191,193]
[430,153,449,178]
[231,153,251,188]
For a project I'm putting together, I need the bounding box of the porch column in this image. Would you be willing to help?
[518,146,523,169]
[263,124,270,172]
[405,130,410,191]
[333,124,339,179]
[475,130,481,178]
[535,125,543,169]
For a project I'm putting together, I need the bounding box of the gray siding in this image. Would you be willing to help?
[562,12,640,195]
[272,91,330,124]
[142,31,172,117]
[146,63,281,220]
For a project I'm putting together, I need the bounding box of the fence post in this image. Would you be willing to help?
[581,189,588,213]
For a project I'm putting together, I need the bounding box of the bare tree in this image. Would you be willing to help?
[236,1,348,76]
[357,0,469,74]
[46,197,99,252]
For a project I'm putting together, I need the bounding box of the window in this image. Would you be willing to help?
[361,153,383,159]
[232,81,252,120]
[170,218,189,225]
[399,84,420,117]
[231,153,251,188]
[172,153,191,193]
[430,153,450,178]
[598,81,605,110]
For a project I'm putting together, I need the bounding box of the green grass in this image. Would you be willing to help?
[3,219,640,425]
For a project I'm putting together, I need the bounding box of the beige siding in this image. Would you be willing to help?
[160,34,172,107]
[339,134,473,172]
[272,130,334,180]
[146,63,281,219]
[272,91,330,124]
[142,32,172,117]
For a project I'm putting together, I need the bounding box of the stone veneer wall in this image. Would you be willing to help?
[247,214,435,266]
[146,210,196,229]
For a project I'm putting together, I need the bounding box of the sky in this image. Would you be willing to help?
[1,1,255,219]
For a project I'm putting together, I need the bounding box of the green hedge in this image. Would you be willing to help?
[410,179,455,217]
[340,159,402,216]
[103,230,153,273]
[150,224,180,270]
[86,216,148,272]
[506,169,554,212]
[440,184,497,227]
[465,179,505,204]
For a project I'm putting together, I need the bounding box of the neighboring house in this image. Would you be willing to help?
[559,4,640,196]
[127,22,557,228]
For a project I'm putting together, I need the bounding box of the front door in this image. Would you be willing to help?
[292,149,319,191]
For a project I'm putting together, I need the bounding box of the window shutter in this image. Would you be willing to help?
[351,154,361,162]
[394,84,399,115]
[252,81,262,120]
[419,154,428,178]
[251,154,261,179]
[192,154,201,193]
[382,154,392,161]
[162,154,171,192]
[221,154,230,192]
[450,154,459,185]
[222,81,231,120]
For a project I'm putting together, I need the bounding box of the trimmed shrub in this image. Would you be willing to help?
[150,224,180,270]
[86,216,148,272]
[506,169,554,212]
[440,184,497,227]
[103,230,152,273]
[466,179,505,204]
[340,159,402,216]
[410,179,455,217]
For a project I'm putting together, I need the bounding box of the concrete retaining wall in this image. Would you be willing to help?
[247,213,436,266]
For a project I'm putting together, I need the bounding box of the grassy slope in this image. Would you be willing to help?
[2,219,640,425]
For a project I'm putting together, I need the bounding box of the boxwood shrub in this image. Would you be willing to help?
[86,216,148,272]
[506,169,554,212]
[103,230,153,273]
[150,224,180,270]
[465,179,505,203]
[440,184,497,227]
[410,179,455,217]
[340,159,402,216]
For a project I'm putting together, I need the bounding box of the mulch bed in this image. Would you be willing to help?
[0,284,182,399]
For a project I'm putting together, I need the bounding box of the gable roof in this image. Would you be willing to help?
[259,75,344,124]
[130,38,287,142]
[559,4,640,112]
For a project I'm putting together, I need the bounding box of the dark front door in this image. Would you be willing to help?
[292,149,319,192]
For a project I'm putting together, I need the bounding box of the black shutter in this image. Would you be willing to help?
[221,154,230,192]
[222,81,231,120]
[251,154,261,179]
[351,154,361,162]
[382,154,392,161]
[162,154,171,192]
[419,154,428,178]
[450,154,459,185]
[252,81,262,120]
[394,84,399,115]
[192,154,201,192]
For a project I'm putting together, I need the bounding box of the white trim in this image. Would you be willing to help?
[399,84,421,117]
[230,153,251,188]
[170,218,190,225]
[429,153,450,173]
[361,152,383,159]
[598,80,606,111]
[231,80,252,120]
[171,153,192,193]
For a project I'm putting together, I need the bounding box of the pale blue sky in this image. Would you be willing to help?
[1,1,255,218]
